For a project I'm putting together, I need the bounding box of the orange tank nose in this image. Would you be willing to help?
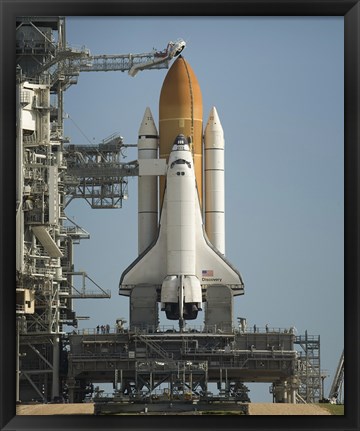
[159,56,203,207]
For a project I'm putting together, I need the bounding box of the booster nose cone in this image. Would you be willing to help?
[204,107,223,143]
[138,107,158,138]
[159,56,203,205]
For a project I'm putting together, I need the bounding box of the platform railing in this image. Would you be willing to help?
[71,324,296,336]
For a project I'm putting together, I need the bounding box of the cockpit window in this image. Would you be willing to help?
[170,159,191,169]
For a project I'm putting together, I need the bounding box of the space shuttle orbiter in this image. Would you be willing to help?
[119,135,243,329]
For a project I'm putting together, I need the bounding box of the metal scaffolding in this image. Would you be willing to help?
[64,136,138,209]
[16,16,116,402]
[294,331,322,403]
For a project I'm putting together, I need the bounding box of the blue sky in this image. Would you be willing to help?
[64,16,344,402]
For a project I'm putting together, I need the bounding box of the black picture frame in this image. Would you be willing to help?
[1,1,359,430]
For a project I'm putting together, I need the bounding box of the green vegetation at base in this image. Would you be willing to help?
[318,404,344,415]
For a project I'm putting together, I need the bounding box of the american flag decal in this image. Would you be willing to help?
[202,269,214,277]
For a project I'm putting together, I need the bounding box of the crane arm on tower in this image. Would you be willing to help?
[24,39,185,84]
[77,39,186,76]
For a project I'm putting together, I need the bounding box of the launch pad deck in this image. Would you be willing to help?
[66,327,298,404]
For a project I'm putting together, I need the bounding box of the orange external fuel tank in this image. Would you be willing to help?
[159,56,203,207]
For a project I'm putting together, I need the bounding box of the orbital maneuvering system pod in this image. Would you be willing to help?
[119,56,244,331]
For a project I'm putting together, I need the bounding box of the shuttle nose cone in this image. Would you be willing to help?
[172,134,189,151]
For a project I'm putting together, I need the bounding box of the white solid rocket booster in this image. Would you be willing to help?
[204,106,225,255]
[137,107,158,254]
